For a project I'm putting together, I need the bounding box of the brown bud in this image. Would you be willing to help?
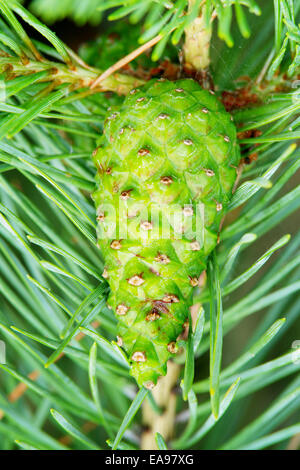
[140,221,153,231]
[167,342,178,354]
[116,304,129,316]
[128,274,144,286]
[143,381,155,390]
[190,277,199,287]
[155,253,170,264]
[157,113,169,119]
[120,190,132,200]
[102,267,109,279]
[146,308,161,322]
[110,240,121,250]
[183,206,193,216]
[190,241,200,251]
[96,212,105,222]
[138,148,150,156]
[204,168,215,177]
[162,294,179,303]
[132,351,146,362]
[160,176,173,185]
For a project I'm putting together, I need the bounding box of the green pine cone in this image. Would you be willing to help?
[92,78,240,389]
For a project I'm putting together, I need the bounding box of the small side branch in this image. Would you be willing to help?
[0,56,145,96]
[91,34,162,89]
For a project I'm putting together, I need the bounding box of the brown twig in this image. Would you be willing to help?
[90,34,162,89]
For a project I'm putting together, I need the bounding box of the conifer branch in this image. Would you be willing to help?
[0,55,144,95]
